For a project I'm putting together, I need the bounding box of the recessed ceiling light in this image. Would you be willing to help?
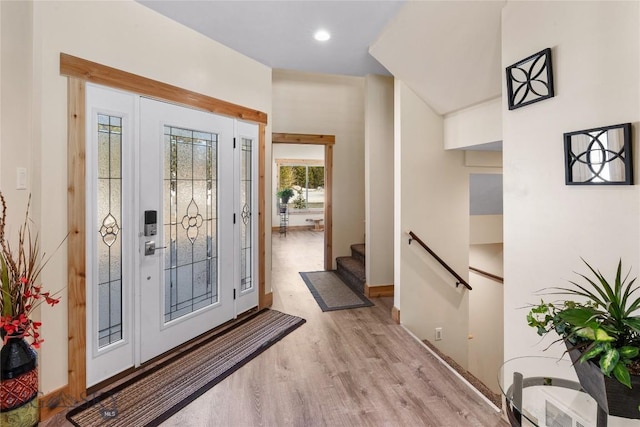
[314,30,331,42]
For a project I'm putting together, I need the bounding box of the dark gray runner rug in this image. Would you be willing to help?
[67,309,305,427]
[299,271,373,312]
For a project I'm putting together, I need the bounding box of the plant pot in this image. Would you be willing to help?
[0,333,39,427]
[567,346,640,419]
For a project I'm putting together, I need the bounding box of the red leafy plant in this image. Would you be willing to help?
[0,192,63,348]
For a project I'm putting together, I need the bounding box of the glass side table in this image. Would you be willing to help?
[499,356,612,427]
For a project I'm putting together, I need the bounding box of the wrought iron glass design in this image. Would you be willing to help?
[240,138,253,293]
[506,48,555,110]
[164,126,218,322]
[564,123,633,185]
[97,114,123,348]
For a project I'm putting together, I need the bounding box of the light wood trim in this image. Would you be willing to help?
[391,306,400,324]
[61,55,268,416]
[272,133,335,145]
[276,158,324,166]
[263,292,273,308]
[67,78,87,403]
[258,123,267,309]
[60,53,267,124]
[39,384,70,420]
[364,283,394,298]
[272,133,333,270]
[324,144,333,270]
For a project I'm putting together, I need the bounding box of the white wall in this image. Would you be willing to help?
[444,97,502,149]
[272,69,365,268]
[503,1,640,365]
[470,215,503,245]
[273,143,324,161]
[365,75,394,286]
[396,80,470,368]
[468,243,503,395]
[10,0,272,395]
[0,0,34,231]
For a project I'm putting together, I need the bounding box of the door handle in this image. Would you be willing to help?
[144,241,167,256]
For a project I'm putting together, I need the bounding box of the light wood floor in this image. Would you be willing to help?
[43,229,508,426]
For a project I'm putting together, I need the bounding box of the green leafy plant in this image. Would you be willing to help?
[527,259,640,389]
[276,188,294,205]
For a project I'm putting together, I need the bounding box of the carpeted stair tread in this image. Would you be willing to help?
[350,244,366,265]
[336,256,365,281]
[336,255,366,294]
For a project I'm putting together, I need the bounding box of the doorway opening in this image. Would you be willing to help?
[272,133,334,271]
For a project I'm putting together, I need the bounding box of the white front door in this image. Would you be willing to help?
[138,98,236,363]
[86,85,258,386]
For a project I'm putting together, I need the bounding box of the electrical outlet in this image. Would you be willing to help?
[435,327,443,341]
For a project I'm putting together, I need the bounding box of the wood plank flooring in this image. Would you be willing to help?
[42,230,508,426]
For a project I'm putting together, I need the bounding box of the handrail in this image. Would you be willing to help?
[406,230,472,290]
[469,266,504,284]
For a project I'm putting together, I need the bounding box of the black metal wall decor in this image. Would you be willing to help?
[564,123,633,185]
[506,48,555,110]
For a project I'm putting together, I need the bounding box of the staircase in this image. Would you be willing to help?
[336,244,366,294]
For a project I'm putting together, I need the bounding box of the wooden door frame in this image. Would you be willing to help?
[272,133,334,271]
[53,53,269,411]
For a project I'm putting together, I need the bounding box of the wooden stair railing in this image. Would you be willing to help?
[469,266,504,284]
[406,230,472,290]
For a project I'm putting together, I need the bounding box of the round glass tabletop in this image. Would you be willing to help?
[498,356,639,427]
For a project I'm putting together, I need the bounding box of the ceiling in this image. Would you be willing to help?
[137,0,504,211]
[138,0,405,77]
[370,1,505,115]
[138,1,504,115]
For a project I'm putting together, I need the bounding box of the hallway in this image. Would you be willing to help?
[162,229,507,426]
[42,230,507,426]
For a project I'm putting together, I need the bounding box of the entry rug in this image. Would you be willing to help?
[67,309,305,427]
[299,271,373,312]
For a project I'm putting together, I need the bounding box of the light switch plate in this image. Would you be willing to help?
[16,167,27,190]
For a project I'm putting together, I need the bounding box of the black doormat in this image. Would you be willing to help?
[67,309,305,427]
[299,270,373,311]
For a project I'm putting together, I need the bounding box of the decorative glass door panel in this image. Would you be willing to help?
[164,126,218,322]
[240,137,252,293]
[86,84,136,387]
[97,114,124,346]
[235,122,259,314]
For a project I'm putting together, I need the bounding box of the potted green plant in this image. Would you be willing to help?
[276,188,294,213]
[527,259,640,418]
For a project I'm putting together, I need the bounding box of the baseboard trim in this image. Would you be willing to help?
[391,306,400,324]
[401,326,501,413]
[39,384,70,421]
[364,283,394,298]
